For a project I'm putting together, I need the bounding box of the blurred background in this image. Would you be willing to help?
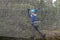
[0,0,60,40]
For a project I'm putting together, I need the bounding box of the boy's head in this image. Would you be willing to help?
[30,9,37,13]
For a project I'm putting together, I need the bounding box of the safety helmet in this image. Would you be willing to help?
[30,9,36,13]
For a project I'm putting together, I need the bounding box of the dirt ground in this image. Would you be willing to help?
[0,30,60,40]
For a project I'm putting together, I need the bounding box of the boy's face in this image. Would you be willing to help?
[32,13,34,14]
[31,13,37,16]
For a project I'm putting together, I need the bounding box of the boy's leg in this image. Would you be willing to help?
[33,25,46,40]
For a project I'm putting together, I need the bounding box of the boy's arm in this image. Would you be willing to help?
[27,9,31,18]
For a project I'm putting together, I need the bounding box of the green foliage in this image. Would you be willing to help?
[0,3,34,9]
[11,4,34,9]
[0,0,59,38]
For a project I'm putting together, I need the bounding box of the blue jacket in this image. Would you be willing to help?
[31,16,37,22]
